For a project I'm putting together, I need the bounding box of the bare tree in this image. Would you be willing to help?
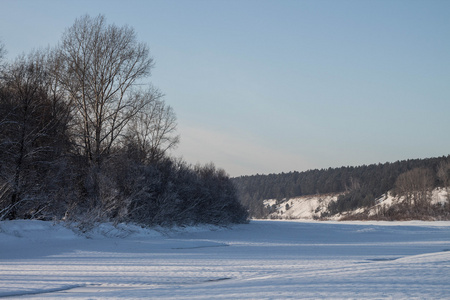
[0,52,70,219]
[345,176,361,192]
[0,40,6,66]
[125,89,180,164]
[0,41,7,125]
[395,168,433,210]
[437,160,450,205]
[56,14,154,167]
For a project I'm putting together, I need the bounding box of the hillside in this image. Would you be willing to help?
[233,156,450,220]
[262,188,449,221]
[263,193,341,220]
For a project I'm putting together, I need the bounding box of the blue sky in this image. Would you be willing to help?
[1,0,449,176]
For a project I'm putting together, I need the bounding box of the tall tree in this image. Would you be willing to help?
[56,14,154,167]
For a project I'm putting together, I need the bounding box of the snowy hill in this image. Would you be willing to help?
[263,193,341,220]
[263,188,449,220]
[233,156,450,220]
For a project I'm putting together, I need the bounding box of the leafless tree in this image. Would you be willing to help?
[395,168,433,210]
[345,176,361,192]
[0,41,7,126]
[125,89,180,164]
[0,40,6,68]
[55,14,154,167]
[0,43,5,68]
[437,160,450,206]
[0,52,70,219]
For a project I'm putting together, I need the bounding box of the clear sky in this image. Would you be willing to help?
[1,0,449,177]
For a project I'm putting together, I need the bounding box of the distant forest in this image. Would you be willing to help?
[232,156,450,219]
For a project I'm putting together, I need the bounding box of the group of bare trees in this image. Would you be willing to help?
[0,15,248,225]
[394,168,434,209]
[373,164,450,220]
[0,53,71,219]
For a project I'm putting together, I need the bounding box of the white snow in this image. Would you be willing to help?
[366,189,449,217]
[265,188,449,220]
[265,194,341,219]
[1,220,450,299]
[262,199,277,207]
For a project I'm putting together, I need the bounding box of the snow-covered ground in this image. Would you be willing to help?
[367,188,449,217]
[1,220,450,299]
[264,188,449,220]
[264,194,341,219]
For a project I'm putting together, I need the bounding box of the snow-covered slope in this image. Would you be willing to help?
[263,188,449,220]
[264,193,341,219]
[366,188,449,216]
[1,220,450,299]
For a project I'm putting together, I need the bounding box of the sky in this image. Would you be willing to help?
[1,0,449,177]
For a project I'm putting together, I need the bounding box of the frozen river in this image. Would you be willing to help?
[1,220,449,299]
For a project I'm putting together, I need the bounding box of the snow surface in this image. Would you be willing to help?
[265,194,340,219]
[1,220,450,299]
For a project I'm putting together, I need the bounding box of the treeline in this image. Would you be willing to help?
[0,15,248,227]
[232,156,450,219]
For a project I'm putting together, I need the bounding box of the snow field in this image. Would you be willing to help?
[0,220,449,299]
